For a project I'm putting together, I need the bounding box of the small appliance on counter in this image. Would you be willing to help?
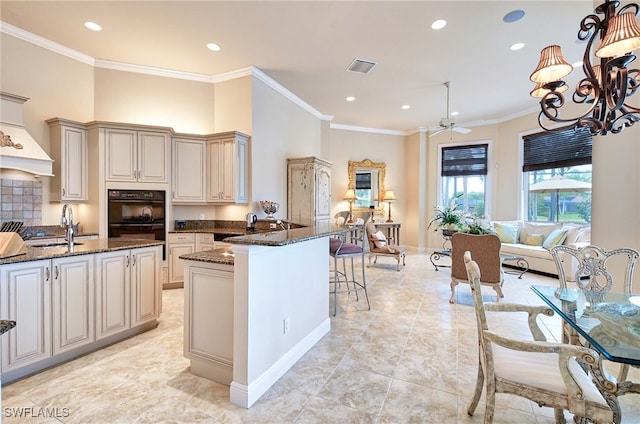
[245,213,258,231]
[176,220,186,230]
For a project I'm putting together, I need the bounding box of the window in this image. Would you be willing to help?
[440,143,488,217]
[523,128,592,223]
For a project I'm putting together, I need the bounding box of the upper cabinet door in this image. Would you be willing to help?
[206,132,249,204]
[47,118,88,202]
[105,129,137,182]
[172,137,206,203]
[105,129,169,183]
[137,131,169,183]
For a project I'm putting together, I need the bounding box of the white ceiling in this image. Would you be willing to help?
[1,1,599,132]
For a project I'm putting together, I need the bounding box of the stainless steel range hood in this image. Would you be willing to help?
[0,92,54,177]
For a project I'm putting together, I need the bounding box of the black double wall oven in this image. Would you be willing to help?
[108,190,166,259]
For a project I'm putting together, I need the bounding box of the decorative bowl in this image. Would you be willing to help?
[259,201,279,219]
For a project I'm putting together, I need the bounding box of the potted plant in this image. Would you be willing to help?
[460,217,494,235]
[427,194,464,231]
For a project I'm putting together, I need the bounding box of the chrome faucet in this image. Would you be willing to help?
[141,206,154,221]
[60,204,74,248]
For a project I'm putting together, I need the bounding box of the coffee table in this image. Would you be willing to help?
[500,253,529,278]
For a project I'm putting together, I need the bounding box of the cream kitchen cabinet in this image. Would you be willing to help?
[95,246,161,335]
[46,118,88,202]
[195,233,215,252]
[0,260,51,373]
[171,137,206,203]
[52,255,95,354]
[287,156,332,223]
[1,253,118,370]
[95,250,130,340]
[183,260,234,384]
[167,233,195,287]
[206,132,249,204]
[105,128,169,183]
[130,246,161,327]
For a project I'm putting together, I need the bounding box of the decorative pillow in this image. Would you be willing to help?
[562,225,583,245]
[543,228,568,250]
[524,233,544,246]
[372,230,387,248]
[494,223,519,243]
[519,221,562,244]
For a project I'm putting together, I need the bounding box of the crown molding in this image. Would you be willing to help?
[94,59,215,83]
[330,123,408,136]
[250,67,331,121]
[0,21,94,66]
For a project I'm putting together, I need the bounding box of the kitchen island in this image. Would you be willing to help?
[0,238,163,384]
[180,222,347,408]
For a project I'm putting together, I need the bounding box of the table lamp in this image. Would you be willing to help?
[383,189,396,222]
[343,188,357,224]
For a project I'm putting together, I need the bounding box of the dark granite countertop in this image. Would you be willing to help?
[225,222,347,247]
[179,223,348,265]
[179,246,235,265]
[0,320,16,335]
[0,238,165,265]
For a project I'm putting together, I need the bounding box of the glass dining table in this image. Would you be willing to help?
[532,285,640,423]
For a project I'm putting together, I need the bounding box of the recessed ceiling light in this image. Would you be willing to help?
[510,42,525,51]
[346,96,355,102]
[401,105,410,110]
[431,20,447,30]
[572,61,583,68]
[503,10,525,23]
[451,111,459,116]
[206,43,221,52]
[84,21,102,31]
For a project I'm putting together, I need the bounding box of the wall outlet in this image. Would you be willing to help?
[283,317,290,335]
[270,223,277,229]
[199,213,205,220]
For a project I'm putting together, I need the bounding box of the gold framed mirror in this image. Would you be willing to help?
[347,159,386,216]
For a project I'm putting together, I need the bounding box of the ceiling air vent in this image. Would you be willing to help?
[346,58,377,74]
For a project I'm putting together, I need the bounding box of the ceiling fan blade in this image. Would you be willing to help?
[430,128,445,136]
[452,126,471,134]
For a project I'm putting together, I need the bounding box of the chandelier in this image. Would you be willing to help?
[530,1,640,135]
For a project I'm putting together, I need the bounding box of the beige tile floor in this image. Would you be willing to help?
[2,250,639,423]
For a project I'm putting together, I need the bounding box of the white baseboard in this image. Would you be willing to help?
[230,317,330,408]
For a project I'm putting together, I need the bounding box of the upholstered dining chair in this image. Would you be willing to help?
[364,219,406,271]
[450,232,503,304]
[329,228,370,316]
[464,251,614,424]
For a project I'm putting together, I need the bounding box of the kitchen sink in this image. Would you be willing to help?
[32,242,84,249]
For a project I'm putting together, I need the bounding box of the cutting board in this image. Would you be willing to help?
[0,232,27,258]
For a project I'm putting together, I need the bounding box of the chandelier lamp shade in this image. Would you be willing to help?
[529,1,640,136]
[343,188,357,224]
[382,189,396,223]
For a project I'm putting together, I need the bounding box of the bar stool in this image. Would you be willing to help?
[329,229,370,316]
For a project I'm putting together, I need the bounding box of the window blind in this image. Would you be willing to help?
[355,172,372,189]
[523,127,592,172]
[441,144,488,176]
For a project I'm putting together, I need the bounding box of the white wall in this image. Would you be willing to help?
[327,128,406,226]
[250,77,323,220]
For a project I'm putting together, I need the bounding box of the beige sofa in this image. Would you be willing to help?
[491,220,591,279]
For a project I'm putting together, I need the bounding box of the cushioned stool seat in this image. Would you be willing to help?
[329,232,370,316]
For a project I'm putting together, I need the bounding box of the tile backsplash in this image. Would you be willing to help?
[0,178,43,226]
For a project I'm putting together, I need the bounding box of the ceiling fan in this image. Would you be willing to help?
[430,81,471,137]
